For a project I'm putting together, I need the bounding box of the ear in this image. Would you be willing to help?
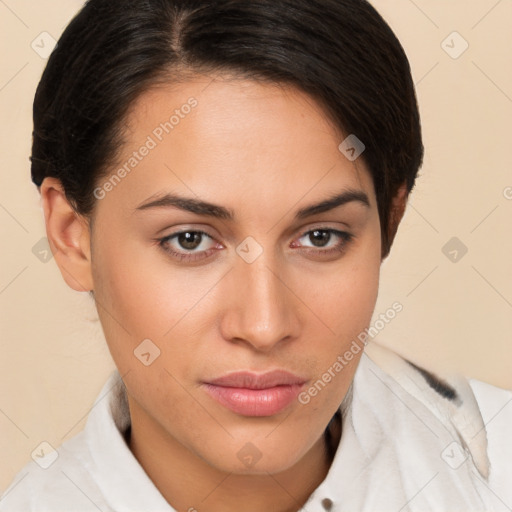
[40,177,94,292]
[385,182,409,257]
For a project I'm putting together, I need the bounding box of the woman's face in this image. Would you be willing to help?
[88,75,382,474]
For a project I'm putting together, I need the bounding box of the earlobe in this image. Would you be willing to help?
[40,177,94,292]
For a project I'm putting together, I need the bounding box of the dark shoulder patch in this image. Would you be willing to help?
[406,360,459,402]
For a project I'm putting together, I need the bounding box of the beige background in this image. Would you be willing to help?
[1,0,511,491]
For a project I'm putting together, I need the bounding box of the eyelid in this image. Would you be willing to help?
[157,224,354,263]
[159,229,219,248]
[295,221,352,236]
[292,227,354,250]
[158,221,352,246]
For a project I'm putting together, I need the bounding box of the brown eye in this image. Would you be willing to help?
[293,228,354,258]
[176,231,203,250]
[307,229,333,247]
[158,230,219,262]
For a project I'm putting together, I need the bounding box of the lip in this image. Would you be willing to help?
[202,370,307,417]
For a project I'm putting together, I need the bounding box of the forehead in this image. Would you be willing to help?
[96,74,375,219]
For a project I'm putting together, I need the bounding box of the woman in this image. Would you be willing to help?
[1,0,510,510]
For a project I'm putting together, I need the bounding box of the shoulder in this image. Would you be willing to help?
[360,342,490,471]
[469,377,512,502]
[324,341,512,511]
[0,431,109,512]
[359,341,511,498]
[0,370,127,512]
[0,370,171,512]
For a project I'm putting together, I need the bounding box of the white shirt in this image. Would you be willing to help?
[1,341,511,511]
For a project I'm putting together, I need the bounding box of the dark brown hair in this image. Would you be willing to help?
[31,0,423,259]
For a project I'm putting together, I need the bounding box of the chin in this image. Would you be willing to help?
[202,434,318,476]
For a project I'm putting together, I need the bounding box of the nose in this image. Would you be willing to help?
[219,252,301,353]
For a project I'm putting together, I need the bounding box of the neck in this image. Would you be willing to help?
[126,402,341,512]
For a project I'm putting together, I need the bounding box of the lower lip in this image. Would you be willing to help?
[202,383,304,416]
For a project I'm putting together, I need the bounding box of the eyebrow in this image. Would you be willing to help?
[134,188,370,221]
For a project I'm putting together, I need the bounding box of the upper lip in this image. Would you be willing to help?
[205,370,307,389]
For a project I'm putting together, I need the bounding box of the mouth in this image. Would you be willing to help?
[201,370,307,417]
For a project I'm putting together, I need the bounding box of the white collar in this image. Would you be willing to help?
[82,342,493,511]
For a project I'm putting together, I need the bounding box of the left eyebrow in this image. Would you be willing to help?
[133,188,370,220]
[294,189,370,219]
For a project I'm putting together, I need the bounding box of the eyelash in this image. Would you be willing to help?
[156,228,354,263]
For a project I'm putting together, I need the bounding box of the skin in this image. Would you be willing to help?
[40,74,408,512]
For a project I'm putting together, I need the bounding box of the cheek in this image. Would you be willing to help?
[301,231,381,393]
[90,234,186,360]
[91,231,232,379]
[91,216,381,376]
[313,267,378,375]
[320,240,381,340]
